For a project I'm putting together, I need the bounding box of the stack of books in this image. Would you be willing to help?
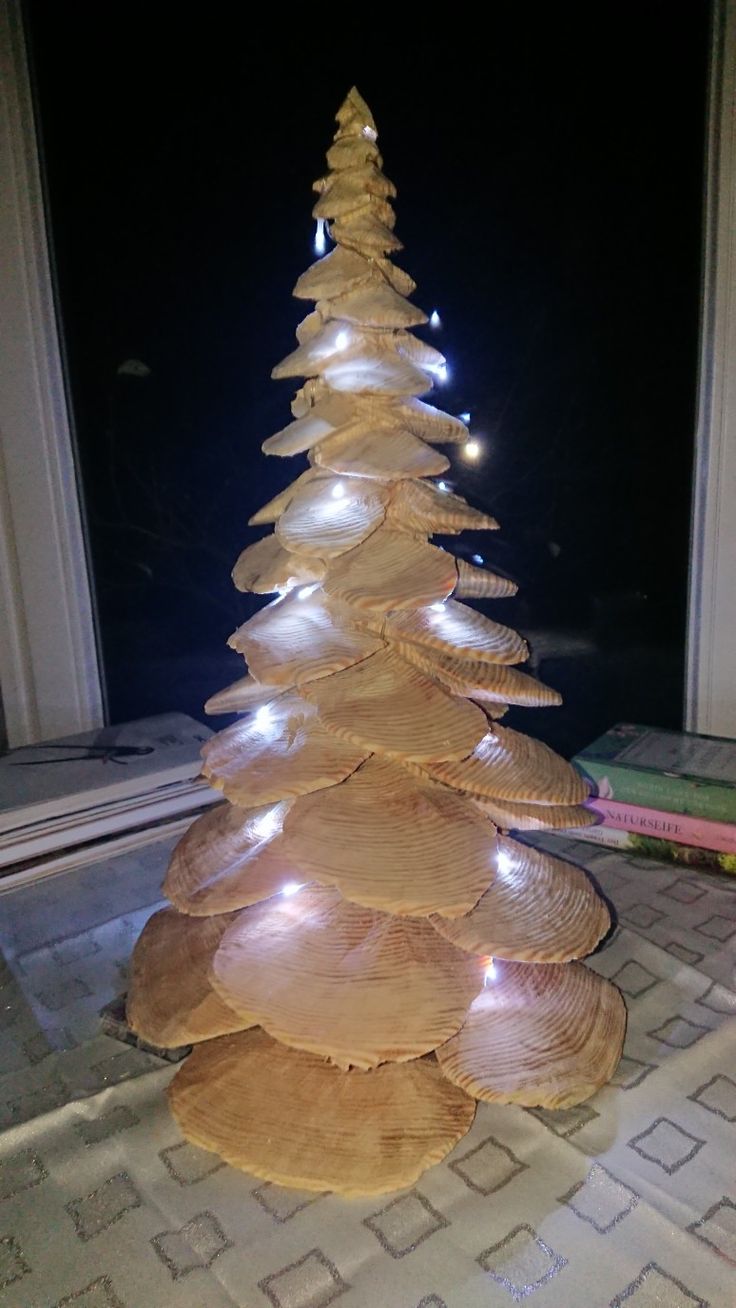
[0,713,220,887]
[568,722,736,875]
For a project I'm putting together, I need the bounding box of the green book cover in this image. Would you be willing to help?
[574,723,736,822]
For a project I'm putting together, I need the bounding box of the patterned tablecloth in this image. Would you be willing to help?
[0,832,734,1308]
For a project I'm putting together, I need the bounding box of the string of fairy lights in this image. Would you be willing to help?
[247,216,499,988]
[312,220,485,469]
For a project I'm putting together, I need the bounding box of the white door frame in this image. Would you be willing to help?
[0,0,733,745]
[686,0,736,738]
[0,0,104,746]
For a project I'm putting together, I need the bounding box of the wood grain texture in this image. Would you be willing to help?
[313,422,449,480]
[323,527,457,611]
[164,800,294,916]
[298,647,489,761]
[471,795,598,831]
[169,1028,476,1195]
[127,908,250,1047]
[430,835,610,961]
[455,558,518,599]
[204,675,284,715]
[279,756,497,917]
[228,591,384,687]
[388,480,498,534]
[211,886,484,1068]
[275,475,388,558]
[396,642,561,706]
[201,693,368,807]
[325,282,427,328]
[436,961,626,1108]
[231,534,325,594]
[384,601,528,664]
[419,723,590,804]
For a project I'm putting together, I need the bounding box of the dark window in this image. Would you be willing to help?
[25,3,710,755]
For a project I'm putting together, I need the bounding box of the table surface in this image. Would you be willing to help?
[0,832,734,1308]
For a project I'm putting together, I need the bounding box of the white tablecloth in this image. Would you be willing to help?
[0,834,734,1307]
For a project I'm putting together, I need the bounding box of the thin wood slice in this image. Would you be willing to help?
[322,347,430,397]
[326,133,382,172]
[164,799,296,916]
[430,835,610,961]
[385,601,528,664]
[313,422,449,481]
[201,692,368,807]
[374,258,416,297]
[335,86,378,134]
[332,195,398,231]
[325,283,427,329]
[211,885,484,1069]
[294,245,376,301]
[471,796,598,832]
[421,723,589,804]
[127,908,250,1047]
[248,470,321,524]
[455,558,518,599]
[229,591,384,687]
[279,755,497,917]
[299,648,488,762]
[388,399,469,445]
[205,675,285,715]
[332,211,402,255]
[388,480,498,534]
[396,642,561,706]
[436,960,626,1108]
[262,397,354,458]
[275,476,388,558]
[295,310,324,343]
[232,534,325,594]
[314,163,395,204]
[323,528,457,611]
[271,321,354,380]
[169,1027,476,1196]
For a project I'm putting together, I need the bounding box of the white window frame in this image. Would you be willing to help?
[686,0,736,738]
[0,0,104,746]
[0,0,733,746]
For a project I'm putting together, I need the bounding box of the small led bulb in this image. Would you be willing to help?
[463,440,481,461]
[459,411,471,424]
[281,882,304,897]
[484,959,497,984]
[314,219,327,255]
[331,482,345,499]
[429,309,441,329]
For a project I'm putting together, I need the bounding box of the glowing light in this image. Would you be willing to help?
[335,330,350,350]
[429,361,449,383]
[253,705,273,731]
[429,309,441,329]
[362,125,377,141]
[459,411,471,424]
[484,958,497,984]
[281,881,304,897]
[430,601,446,612]
[437,480,449,493]
[472,553,485,565]
[252,807,281,840]
[314,219,327,255]
[297,583,320,600]
[463,440,481,461]
[496,848,512,876]
[331,482,345,499]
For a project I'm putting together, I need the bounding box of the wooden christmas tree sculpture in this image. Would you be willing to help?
[127,88,626,1196]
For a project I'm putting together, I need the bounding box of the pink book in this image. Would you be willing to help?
[584,796,736,855]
